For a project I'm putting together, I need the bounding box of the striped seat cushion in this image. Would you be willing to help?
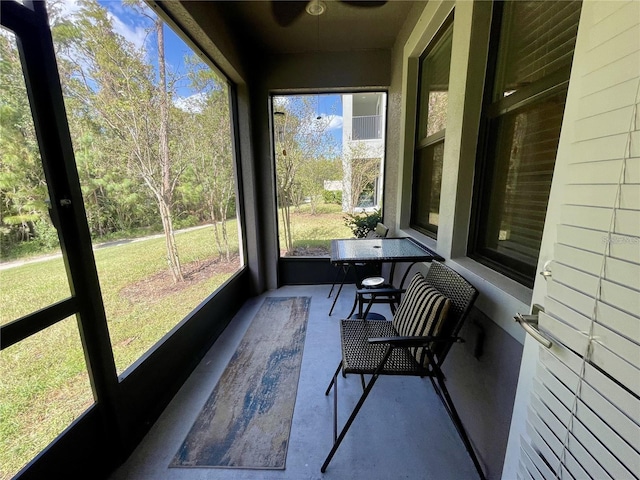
[392,273,451,368]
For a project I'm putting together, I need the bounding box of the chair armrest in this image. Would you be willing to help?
[367,335,465,348]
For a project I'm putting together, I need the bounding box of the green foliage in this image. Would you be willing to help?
[173,214,201,230]
[343,209,382,238]
[31,218,59,250]
[322,190,342,205]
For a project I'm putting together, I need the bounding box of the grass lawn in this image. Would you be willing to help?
[278,203,353,255]
[0,205,352,479]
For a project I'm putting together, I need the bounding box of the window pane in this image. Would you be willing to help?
[478,90,567,276]
[411,18,453,239]
[0,316,94,478]
[273,93,385,256]
[0,28,73,324]
[48,1,243,374]
[496,1,581,97]
[411,141,444,235]
[418,22,453,140]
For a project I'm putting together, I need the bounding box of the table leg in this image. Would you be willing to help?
[328,264,350,316]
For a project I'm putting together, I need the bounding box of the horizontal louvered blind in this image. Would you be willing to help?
[498,1,581,95]
[494,89,567,263]
[519,1,640,479]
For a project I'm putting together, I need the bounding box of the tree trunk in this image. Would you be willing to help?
[156,19,183,282]
[158,196,182,283]
[218,203,230,261]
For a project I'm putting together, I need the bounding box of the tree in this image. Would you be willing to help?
[55,0,185,282]
[273,96,337,253]
[181,57,236,261]
[342,141,382,213]
[154,14,184,281]
[50,2,156,238]
[0,32,51,252]
[297,156,341,215]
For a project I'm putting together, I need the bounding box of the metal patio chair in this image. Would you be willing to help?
[321,261,485,479]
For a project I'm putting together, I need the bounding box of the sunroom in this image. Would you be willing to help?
[1,1,638,480]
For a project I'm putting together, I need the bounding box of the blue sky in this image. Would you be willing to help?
[58,1,344,146]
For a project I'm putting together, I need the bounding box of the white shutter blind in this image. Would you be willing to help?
[519,1,640,479]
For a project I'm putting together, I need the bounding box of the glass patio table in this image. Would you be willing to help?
[328,237,443,316]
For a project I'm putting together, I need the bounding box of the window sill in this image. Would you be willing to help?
[449,257,532,344]
[452,257,532,305]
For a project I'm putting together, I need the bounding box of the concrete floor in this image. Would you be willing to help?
[109,284,480,480]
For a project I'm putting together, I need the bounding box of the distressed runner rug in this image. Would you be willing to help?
[171,296,310,469]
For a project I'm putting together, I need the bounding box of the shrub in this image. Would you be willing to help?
[322,190,342,205]
[343,209,381,238]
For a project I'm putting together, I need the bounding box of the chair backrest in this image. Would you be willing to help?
[372,222,389,238]
[423,261,479,362]
[392,272,452,368]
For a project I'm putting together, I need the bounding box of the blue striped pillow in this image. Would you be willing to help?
[392,273,451,367]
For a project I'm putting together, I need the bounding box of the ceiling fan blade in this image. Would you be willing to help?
[271,1,309,27]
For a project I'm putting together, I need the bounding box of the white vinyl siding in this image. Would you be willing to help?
[519,1,640,479]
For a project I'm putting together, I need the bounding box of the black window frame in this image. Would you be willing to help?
[469,0,581,288]
[410,13,454,238]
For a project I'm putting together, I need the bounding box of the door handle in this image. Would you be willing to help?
[539,260,552,280]
[514,312,552,348]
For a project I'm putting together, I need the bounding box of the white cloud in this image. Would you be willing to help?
[174,92,206,114]
[55,0,82,18]
[325,114,343,131]
[107,11,147,51]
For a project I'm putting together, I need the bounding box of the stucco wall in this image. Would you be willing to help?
[387,2,526,478]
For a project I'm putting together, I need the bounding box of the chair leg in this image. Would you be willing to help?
[321,370,381,473]
[325,361,343,396]
[346,290,359,318]
[431,372,486,480]
[322,346,394,472]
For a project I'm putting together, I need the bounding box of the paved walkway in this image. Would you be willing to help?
[0,224,211,271]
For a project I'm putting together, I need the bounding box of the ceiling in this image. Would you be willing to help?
[210,1,421,55]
